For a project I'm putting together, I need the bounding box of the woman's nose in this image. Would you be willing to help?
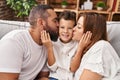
[73,27,76,31]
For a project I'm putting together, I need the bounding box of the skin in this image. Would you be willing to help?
[73,16,102,80]
[0,9,59,80]
[72,16,84,41]
[40,18,76,80]
[41,17,92,80]
[59,18,74,43]
[41,18,75,67]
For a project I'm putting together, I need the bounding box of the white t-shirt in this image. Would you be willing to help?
[74,40,120,80]
[48,39,78,80]
[0,29,48,80]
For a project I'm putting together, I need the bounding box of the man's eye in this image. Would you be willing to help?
[53,18,59,23]
[53,19,58,23]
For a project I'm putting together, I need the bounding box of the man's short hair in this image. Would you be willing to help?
[28,4,53,26]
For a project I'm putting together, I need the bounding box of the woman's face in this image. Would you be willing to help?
[72,16,84,41]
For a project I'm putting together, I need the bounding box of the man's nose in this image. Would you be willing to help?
[56,22,59,30]
[56,22,59,27]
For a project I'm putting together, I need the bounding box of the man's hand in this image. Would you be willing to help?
[35,71,49,80]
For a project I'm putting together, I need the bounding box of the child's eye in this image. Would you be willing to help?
[68,27,73,29]
[60,26,64,29]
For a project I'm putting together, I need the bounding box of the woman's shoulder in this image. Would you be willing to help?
[86,40,111,55]
[92,40,111,49]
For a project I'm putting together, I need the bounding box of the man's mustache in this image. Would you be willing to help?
[48,31,59,42]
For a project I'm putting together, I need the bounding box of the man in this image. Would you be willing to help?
[0,4,59,80]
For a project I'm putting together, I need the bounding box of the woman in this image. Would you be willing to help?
[73,12,120,80]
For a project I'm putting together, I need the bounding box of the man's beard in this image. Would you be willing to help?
[43,24,59,41]
[47,30,58,41]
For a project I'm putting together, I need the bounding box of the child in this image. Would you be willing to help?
[41,11,91,80]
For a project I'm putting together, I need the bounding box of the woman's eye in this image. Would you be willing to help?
[78,26,81,29]
[76,25,81,29]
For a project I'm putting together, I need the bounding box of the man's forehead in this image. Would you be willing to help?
[47,9,57,17]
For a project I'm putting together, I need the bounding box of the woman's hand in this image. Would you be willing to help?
[70,31,92,72]
[77,31,92,52]
[41,30,53,49]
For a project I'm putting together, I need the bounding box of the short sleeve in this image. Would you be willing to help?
[0,39,24,73]
[41,62,49,72]
[84,48,104,75]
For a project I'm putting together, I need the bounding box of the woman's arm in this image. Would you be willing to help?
[70,31,92,72]
[79,69,102,80]
[41,30,55,66]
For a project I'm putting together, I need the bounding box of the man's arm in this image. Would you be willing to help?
[0,73,19,80]
[35,71,49,80]
[79,69,102,80]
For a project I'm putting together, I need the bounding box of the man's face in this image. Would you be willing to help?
[43,9,59,41]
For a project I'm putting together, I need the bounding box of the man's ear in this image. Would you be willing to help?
[37,18,46,26]
[36,18,46,31]
[36,18,42,25]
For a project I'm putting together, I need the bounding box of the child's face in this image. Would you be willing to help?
[59,18,75,43]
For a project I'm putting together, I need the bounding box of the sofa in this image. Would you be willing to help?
[0,20,30,39]
[0,20,120,57]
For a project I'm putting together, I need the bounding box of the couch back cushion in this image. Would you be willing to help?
[107,22,120,57]
[0,20,29,39]
[0,23,19,39]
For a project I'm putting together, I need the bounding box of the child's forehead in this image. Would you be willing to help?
[59,18,75,22]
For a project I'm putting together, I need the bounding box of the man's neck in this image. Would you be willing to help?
[29,28,42,45]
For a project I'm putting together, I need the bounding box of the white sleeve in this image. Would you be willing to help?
[84,48,104,75]
[47,44,58,72]
[47,62,58,72]
[0,39,24,73]
[41,61,49,72]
